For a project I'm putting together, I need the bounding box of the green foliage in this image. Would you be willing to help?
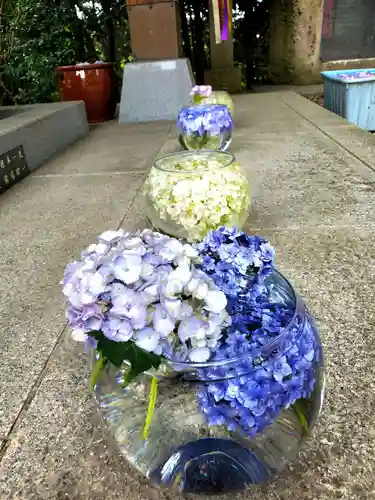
[90,330,162,387]
[179,0,271,88]
[233,0,271,86]
[1,0,130,105]
[1,0,78,104]
[0,0,271,105]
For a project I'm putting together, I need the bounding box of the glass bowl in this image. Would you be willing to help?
[201,90,234,117]
[91,270,325,495]
[176,104,233,151]
[143,150,250,242]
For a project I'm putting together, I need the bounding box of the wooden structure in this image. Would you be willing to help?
[126,0,181,60]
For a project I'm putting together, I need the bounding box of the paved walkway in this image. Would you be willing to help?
[1,93,375,499]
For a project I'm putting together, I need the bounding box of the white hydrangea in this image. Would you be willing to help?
[144,158,250,242]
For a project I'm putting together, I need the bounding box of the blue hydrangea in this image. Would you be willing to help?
[195,227,275,296]
[194,228,321,437]
[176,104,233,137]
[197,311,321,436]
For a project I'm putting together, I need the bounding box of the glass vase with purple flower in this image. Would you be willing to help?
[62,227,325,495]
[176,104,233,151]
[190,85,235,117]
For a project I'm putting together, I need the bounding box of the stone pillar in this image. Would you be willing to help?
[119,0,194,123]
[204,0,242,92]
[268,0,325,84]
[127,0,182,60]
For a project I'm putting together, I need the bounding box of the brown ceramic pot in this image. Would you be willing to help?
[56,63,116,123]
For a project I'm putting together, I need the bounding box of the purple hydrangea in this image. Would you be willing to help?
[190,85,212,98]
[62,229,229,363]
[336,71,375,81]
[176,104,233,138]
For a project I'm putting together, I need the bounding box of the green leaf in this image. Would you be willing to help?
[291,399,309,436]
[89,331,162,386]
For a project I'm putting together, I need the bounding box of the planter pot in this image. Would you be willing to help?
[56,63,116,123]
[143,150,250,242]
[176,104,233,151]
[91,269,325,494]
[321,69,375,130]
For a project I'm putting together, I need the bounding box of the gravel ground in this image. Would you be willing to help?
[306,92,324,107]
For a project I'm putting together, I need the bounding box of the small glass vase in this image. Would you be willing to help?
[91,270,325,495]
[176,104,233,151]
[197,90,234,117]
[143,150,250,242]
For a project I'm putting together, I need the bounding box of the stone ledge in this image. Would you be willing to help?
[0,102,89,172]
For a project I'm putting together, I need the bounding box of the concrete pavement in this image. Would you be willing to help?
[1,93,375,499]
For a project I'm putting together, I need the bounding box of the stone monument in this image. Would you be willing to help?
[119,0,194,123]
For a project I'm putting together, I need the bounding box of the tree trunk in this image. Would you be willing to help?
[100,0,116,62]
[243,3,254,88]
[179,0,193,63]
[192,0,205,83]
[268,0,324,84]
[84,28,97,61]
[103,17,116,62]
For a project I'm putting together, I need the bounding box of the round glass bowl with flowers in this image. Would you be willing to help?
[62,226,325,495]
[176,103,233,151]
[143,150,250,243]
[191,84,234,117]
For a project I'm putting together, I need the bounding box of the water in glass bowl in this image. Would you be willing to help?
[92,271,325,494]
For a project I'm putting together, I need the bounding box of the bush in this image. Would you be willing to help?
[1,0,130,105]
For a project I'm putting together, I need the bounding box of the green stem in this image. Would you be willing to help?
[291,399,309,436]
[142,377,158,440]
[90,353,105,392]
[192,95,204,105]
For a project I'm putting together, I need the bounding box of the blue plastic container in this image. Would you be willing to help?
[321,69,375,131]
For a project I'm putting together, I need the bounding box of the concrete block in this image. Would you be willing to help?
[119,59,195,123]
[0,102,89,172]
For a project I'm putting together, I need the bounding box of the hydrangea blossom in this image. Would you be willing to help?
[177,104,233,137]
[62,226,322,440]
[176,104,233,150]
[144,156,250,242]
[336,71,375,81]
[195,227,275,294]
[197,311,320,436]
[190,85,213,102]
[193,228,321,436]
[62,229,229,363]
